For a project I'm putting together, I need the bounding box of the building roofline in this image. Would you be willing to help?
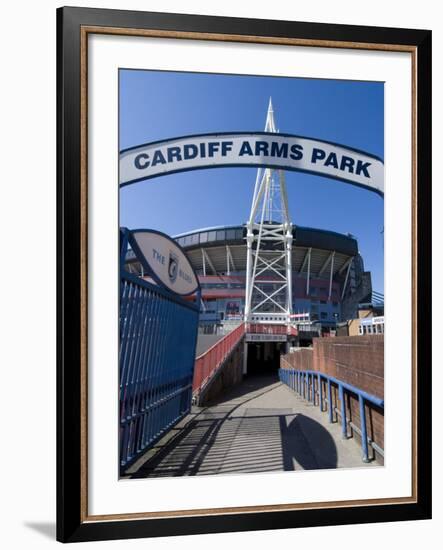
[173,223,357,243]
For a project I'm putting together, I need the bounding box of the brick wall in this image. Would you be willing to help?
[281,335,384,462]
[313,335,384,398]
[281,347,314,372]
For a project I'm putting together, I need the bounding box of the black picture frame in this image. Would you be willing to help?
[57,6,432,543]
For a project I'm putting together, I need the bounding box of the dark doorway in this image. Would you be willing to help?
[247,342,284,375]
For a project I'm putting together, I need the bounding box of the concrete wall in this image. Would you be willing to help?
[281,335,384,462]
[197,342,244,406]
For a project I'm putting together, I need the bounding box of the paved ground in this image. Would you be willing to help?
[125,375,378,478]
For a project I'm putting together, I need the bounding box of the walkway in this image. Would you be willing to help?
[124,375,378,478]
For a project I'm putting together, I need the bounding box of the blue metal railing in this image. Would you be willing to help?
[279,368,384,462]
[119,271,199,470]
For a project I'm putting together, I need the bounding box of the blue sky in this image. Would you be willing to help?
[119,70,384,292]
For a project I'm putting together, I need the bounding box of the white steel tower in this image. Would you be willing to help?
[244,98,293,326]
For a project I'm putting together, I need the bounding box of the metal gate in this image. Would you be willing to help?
[119,241,199,470]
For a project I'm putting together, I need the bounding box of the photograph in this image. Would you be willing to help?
[118,69,385,479]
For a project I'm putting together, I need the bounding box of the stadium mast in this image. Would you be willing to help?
[244,98,293,326]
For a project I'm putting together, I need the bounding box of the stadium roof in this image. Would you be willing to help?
[174,224,357,256]
[125,224,359,282]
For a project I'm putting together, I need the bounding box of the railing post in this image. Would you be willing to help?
[327,379,333,423]
[339,384,348,439]
[359,395,370,462]
[278,364,383,461]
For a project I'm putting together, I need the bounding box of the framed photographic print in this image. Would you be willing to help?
[57,6,432,543]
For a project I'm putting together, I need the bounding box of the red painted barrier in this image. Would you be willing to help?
[193,323,245,393]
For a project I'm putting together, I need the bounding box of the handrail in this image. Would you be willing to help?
[279,367,384,463]
[193,323,245,394]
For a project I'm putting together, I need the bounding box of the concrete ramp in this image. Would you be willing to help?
[125,375,378,478]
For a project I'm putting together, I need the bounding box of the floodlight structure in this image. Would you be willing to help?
[244,98,293,326]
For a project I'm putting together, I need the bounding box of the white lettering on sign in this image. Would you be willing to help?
[245,334,288,342]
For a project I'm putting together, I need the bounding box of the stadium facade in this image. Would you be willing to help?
[126,222,372,335]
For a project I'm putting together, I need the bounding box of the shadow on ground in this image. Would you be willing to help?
[129,375,337,478]
[282,414,337,470]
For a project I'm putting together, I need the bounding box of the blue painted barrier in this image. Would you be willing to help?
[119,271,199,470]
[279,368,384,462]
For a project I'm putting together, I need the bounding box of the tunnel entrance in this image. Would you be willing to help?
[246,341,284,375]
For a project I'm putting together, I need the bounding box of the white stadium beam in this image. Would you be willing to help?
[306,247,312,295]
[328,251,336,299]
[299,247,312,274]
[338,256,353,275]
[341,257,353,299]
[202,248,217,275]
[318,251,334,277]
[226,245,237,274]
[201,248,206,276]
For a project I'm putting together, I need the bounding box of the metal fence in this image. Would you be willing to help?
[279,368,384,462]
[119,271,199,470]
